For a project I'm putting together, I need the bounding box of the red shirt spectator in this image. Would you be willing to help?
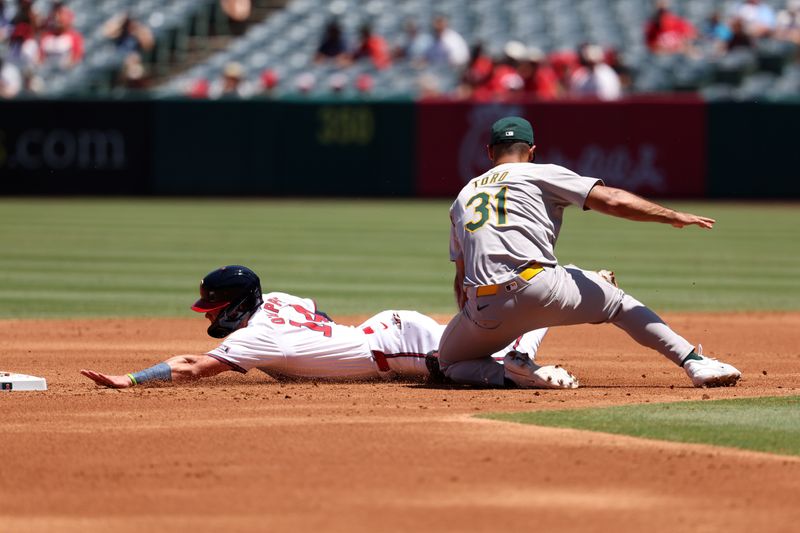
[40,20,83,67]
[645,5,696,53]
[353,24,391,69]
[471,63,523,101]
[518,48,559,100]
[260,69,279,91]
[548,49,580,92]
[461,43,493,89]
[468,54,493,82]
[522,66,559,100]
[188,78,210,98]
[356,73,374,93]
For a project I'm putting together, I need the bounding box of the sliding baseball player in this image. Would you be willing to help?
[80,265,566,389]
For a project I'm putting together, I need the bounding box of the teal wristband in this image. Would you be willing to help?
[129,363,172,385]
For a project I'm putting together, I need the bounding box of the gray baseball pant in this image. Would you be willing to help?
[438,264,694,387]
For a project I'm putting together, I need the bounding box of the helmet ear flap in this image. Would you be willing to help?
[207,320,233,339]
[207,288,263,338]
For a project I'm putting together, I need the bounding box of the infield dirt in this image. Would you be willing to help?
[2,313,799,533]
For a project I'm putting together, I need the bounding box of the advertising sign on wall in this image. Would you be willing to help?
[0,101,152,194]
[416,99,708,198]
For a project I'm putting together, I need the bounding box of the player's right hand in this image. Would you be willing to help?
[671,212,715,229]
[80,369,133,388]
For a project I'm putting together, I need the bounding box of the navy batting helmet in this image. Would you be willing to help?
[191,265,263,338]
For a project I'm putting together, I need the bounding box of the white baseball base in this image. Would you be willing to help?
[0,372,47,391]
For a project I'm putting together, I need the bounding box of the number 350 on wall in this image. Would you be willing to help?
[317,106,375,146]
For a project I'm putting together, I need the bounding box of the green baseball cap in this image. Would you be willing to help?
[490,116,534,146]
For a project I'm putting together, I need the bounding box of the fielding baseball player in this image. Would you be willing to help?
[80,265,564,388]
[438,116,741,389]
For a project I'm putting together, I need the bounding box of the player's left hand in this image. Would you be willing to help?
[80,369,133,388]
[671,212,715,229]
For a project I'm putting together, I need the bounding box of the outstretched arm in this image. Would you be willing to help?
[585,185,715,229]
[80,354,233,389]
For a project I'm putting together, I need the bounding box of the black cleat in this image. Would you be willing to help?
[425,350,452,385]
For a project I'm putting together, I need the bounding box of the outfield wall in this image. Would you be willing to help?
[0,99,796,198]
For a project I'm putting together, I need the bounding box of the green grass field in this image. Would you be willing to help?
[0,199,798,318]
[483,396,800,456]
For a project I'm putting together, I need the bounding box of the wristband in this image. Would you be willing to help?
[128,363,172,386]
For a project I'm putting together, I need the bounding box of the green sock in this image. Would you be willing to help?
[681,351,703,367]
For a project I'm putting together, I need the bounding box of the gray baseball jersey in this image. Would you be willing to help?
[449,162,602,286]
[440,161,696,387]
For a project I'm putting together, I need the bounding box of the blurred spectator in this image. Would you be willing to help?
[726,17,756,50]
[776,0,800,44]
[217,61,246,98]
[40,9,83,68]
[549,49,580,93]
[315,19,349,65]
[569,44,622,100]
[735,0,777,38]
[418,71,446,98]
[0,0,12,41]
[393,19,431,62]
[11,0,40,31]
[188,78,210,98]
[102,13,154,55]
[8,21,39,71]
[43,1,73,32]
[188,62,250,99]
[457,41,493,98]
[352,23,391,69]
[118,52,147,89]
[469,41,525,101]
[260,68,279,96]
[701,10,733,45]
[294,72,316,94]
[495,41,527,92]
[355,73,373,94]
[328,71,348,93]
[604,48,633,93]
[518,46,560,100]
[644,0,696,54]
[103,13,153,91]
[8,0,40,72]
[220,0,251,36]
[424,15,469,68]
[0,55,22,98]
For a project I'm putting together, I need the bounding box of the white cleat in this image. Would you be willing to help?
[503,350,579,389]
[683,345,741,388]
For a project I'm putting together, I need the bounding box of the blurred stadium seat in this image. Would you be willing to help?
[2,0,798,100]
[2,0,225,96]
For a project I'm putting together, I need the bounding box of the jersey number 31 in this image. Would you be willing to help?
[465,187,508,232]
